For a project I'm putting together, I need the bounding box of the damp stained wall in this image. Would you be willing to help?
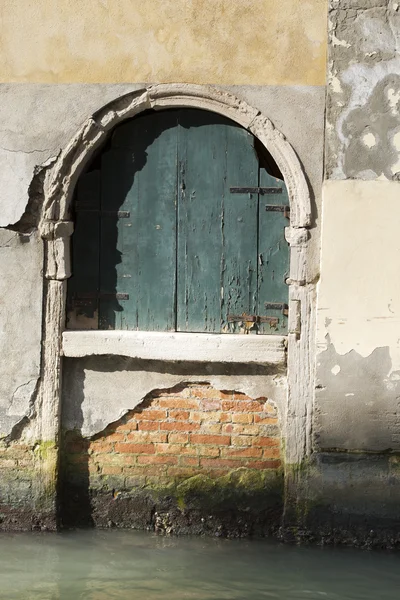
[0,0,328,86]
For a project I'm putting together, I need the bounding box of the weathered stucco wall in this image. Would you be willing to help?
[327,0,400,179]
[0,0,327,86]
[316,180,400,452]
[0,231,43,437]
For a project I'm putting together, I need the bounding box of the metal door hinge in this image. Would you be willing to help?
[265,205,290,218]
[264,302,289,316]
[75,206,130,218]
[230,187,283,195]
[228,314,279,327]
[71,292,129,306]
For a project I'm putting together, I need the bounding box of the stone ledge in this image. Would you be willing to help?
[62,331,287,365]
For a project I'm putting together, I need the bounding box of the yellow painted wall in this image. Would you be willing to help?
[0,0,327,85]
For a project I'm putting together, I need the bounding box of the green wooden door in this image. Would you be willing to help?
[67,109,289,334]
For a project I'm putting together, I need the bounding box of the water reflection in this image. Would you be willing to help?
[0,530,399,599]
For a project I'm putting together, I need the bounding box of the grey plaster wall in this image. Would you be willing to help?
[315,341,400,451]
[327,0,400,179]
[0,230,43,436]
[62,356,287,438]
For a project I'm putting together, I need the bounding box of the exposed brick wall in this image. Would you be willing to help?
[63,384,282,491]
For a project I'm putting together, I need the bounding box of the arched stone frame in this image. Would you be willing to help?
[37,84,315,508]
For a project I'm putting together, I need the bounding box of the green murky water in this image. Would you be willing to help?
[0,530,399,599]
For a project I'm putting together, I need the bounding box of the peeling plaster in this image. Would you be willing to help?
[327,1,400,179]
[62,356,287,438]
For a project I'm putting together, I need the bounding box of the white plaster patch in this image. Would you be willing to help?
[388,88,400,114]
[345,393,355,397]
[317,181,400,374]
[331,365,341,376]
[362,132,377,148]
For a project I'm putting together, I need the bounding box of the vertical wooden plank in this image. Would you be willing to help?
[99,111,178,331]
[176,110,225,333]
[67,170,100,329]
[257,170,290,334]
[223,127,259,333]
[177,110,259,333]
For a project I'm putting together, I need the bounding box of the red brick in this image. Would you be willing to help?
[169,410,190,420]
[132,465,166,475]
[90,442,113,453]
[192,387,221,399]
[154,443,187,455]
[102,466,122,475]
[262,447,281,459]
[115,443,155,454]
[191,434,230,445]
[126,431,150,443]
[221,400,262,412]
[197,446,220,457]
[123,455,138,466]
[138,455,178,465]
[221,447,262,459]
[222,424,234,434]
[160,421,200,432]
[253,437,280,448]
[200,423,222,434]
[253,415,278,425]
[158,398,199,409]
[200,411,221,422]
[231,424,260,435]
[114,422,137,433]
[168,433,189,443]
[180,456,200,467]
[231,413,253,424]
[231,435,254,447]
[148,432,168,443]
[138,421,159,431]
[200,458,245,469]
[199,400,222,411]
[167,466,199,477]
[188,411,202,422]
[105,432,126,442]
[220,412,232,423]
[137,409,167,420]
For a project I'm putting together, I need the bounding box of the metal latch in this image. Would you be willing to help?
[265,205,290,218]
[75,206,131,218]
[264,302,289,316]
[230,187,283,195]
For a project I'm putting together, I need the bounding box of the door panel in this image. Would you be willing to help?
[68,109,290,335]
[100,111,179,331]
[257,169,290,334]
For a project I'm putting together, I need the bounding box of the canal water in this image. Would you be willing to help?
[0,530,399,599]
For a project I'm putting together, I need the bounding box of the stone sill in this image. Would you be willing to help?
[62,330,287,365]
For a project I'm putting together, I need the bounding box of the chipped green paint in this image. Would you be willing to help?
[68,109,289,334]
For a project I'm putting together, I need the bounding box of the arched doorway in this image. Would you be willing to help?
[36,85,313,528]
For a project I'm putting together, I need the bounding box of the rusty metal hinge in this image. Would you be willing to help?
[264,302,289,316]
[75,207,130,218]
[228,314,279,327]
[265,205,290,218]
[230,187,283,195]
[71,292,129,306]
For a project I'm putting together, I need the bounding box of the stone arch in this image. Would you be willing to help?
[37,84,315,497]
